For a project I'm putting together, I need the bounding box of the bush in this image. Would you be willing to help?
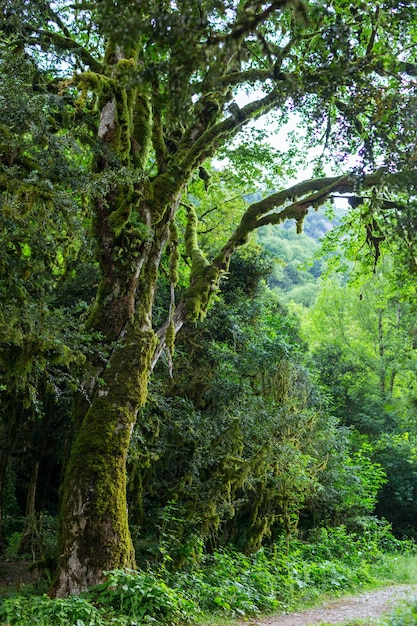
[90,569,198,623]
[0,594,116,626]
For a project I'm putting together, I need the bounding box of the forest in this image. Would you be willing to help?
[2,0,417,624]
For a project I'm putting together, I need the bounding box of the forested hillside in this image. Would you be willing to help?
[2,0,417,617]
[258,207,417,538]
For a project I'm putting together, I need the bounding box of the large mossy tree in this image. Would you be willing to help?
[2,0,417,596]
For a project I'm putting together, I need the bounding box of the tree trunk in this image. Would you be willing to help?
[17,459,40,557]
[53,313,156,596]
[0,408,19,552]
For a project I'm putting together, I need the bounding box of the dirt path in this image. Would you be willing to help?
[257,585,417,626]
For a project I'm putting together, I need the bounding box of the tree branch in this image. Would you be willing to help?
[26,27,102,72]
[150,166,412,371]
[179,86,289,172]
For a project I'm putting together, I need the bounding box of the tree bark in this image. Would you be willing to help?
[53,314,156,596]
[17,459,40,557]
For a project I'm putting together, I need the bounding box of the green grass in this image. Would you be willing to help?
[373,553,417,586]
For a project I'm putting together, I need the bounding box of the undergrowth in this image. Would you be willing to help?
[381,597,417,626]
[1,521,415,626]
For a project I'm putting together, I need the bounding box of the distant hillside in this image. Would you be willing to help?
[257,205,345,306]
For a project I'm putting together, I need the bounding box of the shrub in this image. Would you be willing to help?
[0,594,116,626]
[90,569,198,623]
[382,598,417,626]
[0,523,408,625]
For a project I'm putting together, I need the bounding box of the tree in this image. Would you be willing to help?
[2,0,417,596]
[299,251,417,533]
[128,248,336,561]
[0,45,90,549]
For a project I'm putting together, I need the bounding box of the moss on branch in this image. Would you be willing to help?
[114,85,136,163]
[76,55,140,163]
[240,169,388,231]
[183,205,220,320]
[74,71,114,109]
[210,169,392,279]
[132,95,152,169]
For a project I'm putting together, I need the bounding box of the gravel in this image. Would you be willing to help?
[254,585,417,626]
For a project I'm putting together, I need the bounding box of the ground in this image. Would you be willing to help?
[258,585,417,625]
[0,559,37,591]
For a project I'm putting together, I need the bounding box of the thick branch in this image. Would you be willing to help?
[150,166,410,371]
[219,67,293,90]
[180,87,288,172]
[238,169,388,228]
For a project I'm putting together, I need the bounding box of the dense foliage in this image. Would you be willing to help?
[0,522,409,625]
[2,0,417,600]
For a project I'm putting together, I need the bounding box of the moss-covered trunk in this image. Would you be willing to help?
[54,314,156,596]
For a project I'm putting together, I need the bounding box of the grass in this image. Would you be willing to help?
[373,553,417,586]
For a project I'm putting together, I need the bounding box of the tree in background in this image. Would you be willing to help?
[0,46,92,551]
[299,252,417,534]
[2,0,417,595]
[128,247,343,563]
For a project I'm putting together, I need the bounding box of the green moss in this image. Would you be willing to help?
[114,83,137,163]
[150,173,178,223]
[183,205,222,320]
[168,221,180,286]
[132,95,152,169]
[115,57,136,75]
[166,319,176,357]
[57,319,157,592]
[184,265,219,321]
[76,52,141,165]
[76,71,114,109]
[108,196,133,236]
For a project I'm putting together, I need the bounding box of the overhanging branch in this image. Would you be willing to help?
[152,166,412,370]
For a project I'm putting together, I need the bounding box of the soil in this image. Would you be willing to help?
[257,585,417,626]
[0,559,38,591]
